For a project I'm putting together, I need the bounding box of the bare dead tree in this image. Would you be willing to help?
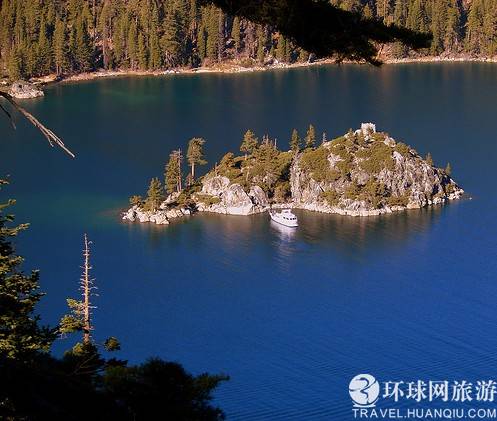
[81,233,97,345]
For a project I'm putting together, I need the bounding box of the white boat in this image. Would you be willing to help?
[269,209,298,227]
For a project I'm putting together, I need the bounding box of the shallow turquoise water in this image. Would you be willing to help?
[1,63,497,419]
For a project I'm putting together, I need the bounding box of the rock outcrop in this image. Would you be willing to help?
[8,81,44,99]
[122,205,191,225]
[123,123,464,224]
[195,176,269,215]
[289,123,463,216]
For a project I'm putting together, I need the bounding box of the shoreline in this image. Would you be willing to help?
[122,193,465,226]
[25,55,497,87]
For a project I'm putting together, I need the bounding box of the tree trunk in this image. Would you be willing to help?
[82,234,91,345]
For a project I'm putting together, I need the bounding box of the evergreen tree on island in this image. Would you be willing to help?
[305,124,316,149]
[290,129,301,153]
[165,150,184,194]
[144,178,165,212]
[186,137,207,184]
[240,129,259,158]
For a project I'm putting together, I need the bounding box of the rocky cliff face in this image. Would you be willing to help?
[123,123,464,224]
[289,123,463,216]
[195,176,268,215]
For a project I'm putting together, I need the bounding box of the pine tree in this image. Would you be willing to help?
[165,150,183,194]
[426,152,434,166]
[206,8,219,60]
[276,34,286,62]
[186,137,207,182]
[232,16,241,56]
[54,19,68,76]
[290,129,301,153]
[8,48,23,80]
[60,233,120,364]
[137,32,148,70]
[128,21,138,69]
[305,124,316,148]
[0,180,55,361]
[149,3,162,69]
[430,0,447,54]
[198,26,207,61]
[363,4,374,19]
[406,0,425,32]
[37,16,51,75]
[240,129,259,158]
[161,6,182,67]
[74,17,93,72]
[445,0,461,52]
[113,14,127,67]
[100,0,113,69]
[60,234,95,345]
[144,178,165,211]
[445,162,452,176]
[256,26,265,63]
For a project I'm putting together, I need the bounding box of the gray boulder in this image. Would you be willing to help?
[9,81,44,99]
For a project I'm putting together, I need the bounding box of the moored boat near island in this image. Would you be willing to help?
[269,209,299,227]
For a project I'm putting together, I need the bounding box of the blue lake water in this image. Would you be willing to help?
[1,63,497,419]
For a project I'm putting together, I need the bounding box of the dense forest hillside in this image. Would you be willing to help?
[0,0,496,80]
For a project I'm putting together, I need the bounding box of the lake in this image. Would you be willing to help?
[2,63,497,419]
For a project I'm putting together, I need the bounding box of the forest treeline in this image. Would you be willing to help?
[0,0,496,80]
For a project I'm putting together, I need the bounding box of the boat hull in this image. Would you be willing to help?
[269,212,299,228]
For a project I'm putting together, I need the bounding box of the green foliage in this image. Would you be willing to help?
[250,141,282,191]
[305,124,316,149]
[240,130,259,157]
[59,296,87,336]
[358,140,395,174]
[214,152,242,181]
[129,195,144,207]
[394,142,411,157]
[290,129,301,153]
[387,194,409,207]
[144,178,164,211]
[426,152,434,166]
[320,190,339,206]
[360,179,388,208]
[0,0,495,80]
[0,180,55,361]
[195,193,221,206]
[445,162,452,176]
[345,180,362,200]
[273,181,291,202]
[165,150,183,194]
[300,146,339,183]
[104,336,121,352]
[187,137,207,181]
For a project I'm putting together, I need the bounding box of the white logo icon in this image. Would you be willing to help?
[349,374,380,407]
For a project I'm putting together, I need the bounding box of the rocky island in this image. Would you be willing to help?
[8,80,44,99]
[123,123,464,225]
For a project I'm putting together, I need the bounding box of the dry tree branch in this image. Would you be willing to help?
[0,91,75,158]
